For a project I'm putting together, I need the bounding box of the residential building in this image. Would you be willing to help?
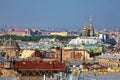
[96,53,120,69]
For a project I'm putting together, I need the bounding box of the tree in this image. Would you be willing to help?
[0,35,77,42]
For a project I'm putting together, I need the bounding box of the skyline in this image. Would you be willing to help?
[0,0,120,30]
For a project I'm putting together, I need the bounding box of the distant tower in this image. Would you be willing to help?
[89,16,94,37]
[82,23,88,37]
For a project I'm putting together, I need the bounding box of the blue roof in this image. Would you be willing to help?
[0,57,6,62]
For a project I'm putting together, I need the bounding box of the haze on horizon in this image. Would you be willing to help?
[0,0,120,30]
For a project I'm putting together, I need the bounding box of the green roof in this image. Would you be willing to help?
[84,45,104,53]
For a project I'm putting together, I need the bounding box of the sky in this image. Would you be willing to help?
[0,0,120,30]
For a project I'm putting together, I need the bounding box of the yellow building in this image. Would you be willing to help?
[96,54,120,69]
[50,32,68,36]
[19,49,35,58]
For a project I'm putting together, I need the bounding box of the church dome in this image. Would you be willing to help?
[83,23,88,30]
[3,38,20,50]
[83,26,87,30]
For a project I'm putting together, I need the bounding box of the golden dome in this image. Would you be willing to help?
[83,23,87,30]
[84,26,87,30]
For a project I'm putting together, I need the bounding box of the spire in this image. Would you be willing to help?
[89,16,93,27]
[89,16,95,37]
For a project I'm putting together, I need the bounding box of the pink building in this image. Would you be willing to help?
[7,28,31,36]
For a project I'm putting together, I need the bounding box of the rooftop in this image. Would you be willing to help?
[96,53,120,59]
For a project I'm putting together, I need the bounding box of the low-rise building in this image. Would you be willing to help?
[50,31,68,36]
[51,46,93,62]
[96,53,120,69]
[7,28,31,36]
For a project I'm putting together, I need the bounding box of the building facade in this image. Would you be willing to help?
[50,32,68,36]
[7,28,32,36]
[96,54,120,69]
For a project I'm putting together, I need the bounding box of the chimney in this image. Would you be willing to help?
[60,48,62,62]
[56,47,62,62]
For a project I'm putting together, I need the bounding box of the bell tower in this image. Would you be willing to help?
[89,16,94,37]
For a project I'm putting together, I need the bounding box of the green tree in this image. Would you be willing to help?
[0,35,77,42]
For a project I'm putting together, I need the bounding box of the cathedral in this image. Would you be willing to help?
[82,17,95,37]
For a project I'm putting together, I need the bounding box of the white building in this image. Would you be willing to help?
[99,33,109,43]
[69,37,103,45]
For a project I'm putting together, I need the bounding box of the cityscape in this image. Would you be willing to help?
[0,0,120,80]
[0,17,120,80]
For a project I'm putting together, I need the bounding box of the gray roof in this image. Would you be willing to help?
[96,53,120,59]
